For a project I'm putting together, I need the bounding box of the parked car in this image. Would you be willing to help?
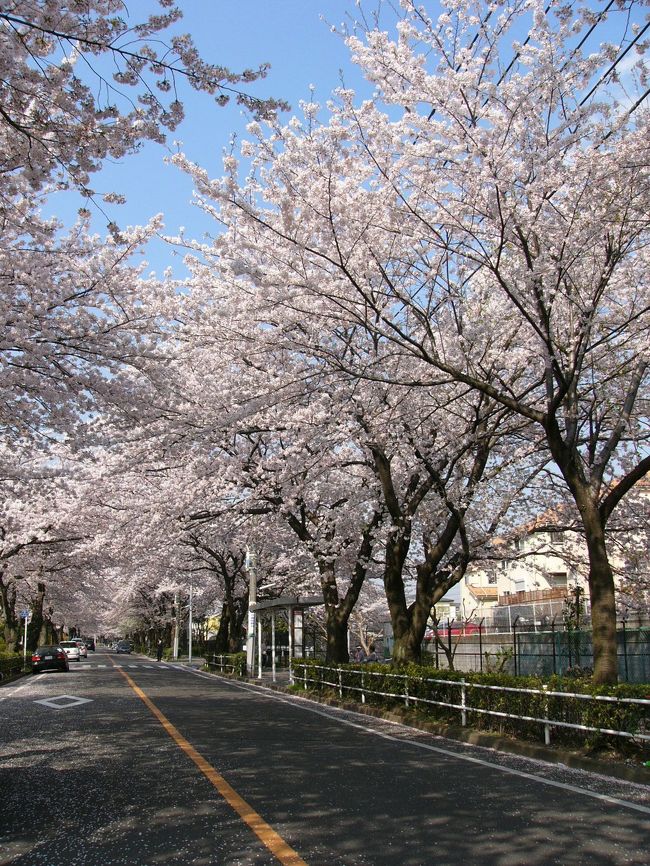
[72,639,87,658]
[32,646,69,674]
[115,640,132,654]
[59,640,81,662]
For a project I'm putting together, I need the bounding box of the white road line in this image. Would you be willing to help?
[205,674,650,817]
[0,678,34,701]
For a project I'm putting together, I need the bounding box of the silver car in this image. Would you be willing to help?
[59,640,81,662]
[72,639,87,658]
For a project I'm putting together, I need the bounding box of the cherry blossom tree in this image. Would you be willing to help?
[1,0,287,446]
[0,0,286,197]
[173,0,648,682]
[194,409,385,664]
[179,516,309,654]
[0,2,296,642]
[0,212,176,446]
[0,443,91,649]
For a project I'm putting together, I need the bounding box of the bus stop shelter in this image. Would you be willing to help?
[248,595,322,681]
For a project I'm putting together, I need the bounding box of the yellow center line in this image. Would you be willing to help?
[111,660,308,866]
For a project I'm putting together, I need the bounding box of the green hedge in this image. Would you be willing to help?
[0,652,28,682]
[291,660,650,754]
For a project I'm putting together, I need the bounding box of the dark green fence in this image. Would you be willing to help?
[514,626,650,682]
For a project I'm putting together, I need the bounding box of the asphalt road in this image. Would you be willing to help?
[0,649,648,866]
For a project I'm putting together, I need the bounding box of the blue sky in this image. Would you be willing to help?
[49,0,382,272]
[46,0,645,276]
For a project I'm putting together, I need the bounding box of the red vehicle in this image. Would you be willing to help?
[424,622,482,640]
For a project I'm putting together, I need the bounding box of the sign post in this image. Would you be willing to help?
[20,609,31,665]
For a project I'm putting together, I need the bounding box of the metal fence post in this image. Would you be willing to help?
[404,675,409,708]
[542,684,551,745]
[622,618,629,682]
[361,669,366,704]
[338,667,343,699]
[461,679,467,727]
[551,616,557,675]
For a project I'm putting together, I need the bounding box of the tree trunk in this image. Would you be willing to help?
[545,417,620,685]
[27,582,46,653]
[324,613,350,664]
[228,597,247,653]
[582,513,619,684]
[213,604,230,653]
[392,627,422,664]
[0,575,19,650]
[383,529,419,663]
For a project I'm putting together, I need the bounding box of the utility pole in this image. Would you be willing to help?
[20,609,31,665]
[173,590,180,661]
[245,548,257,675]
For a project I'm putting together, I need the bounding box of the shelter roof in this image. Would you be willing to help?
[250,595,323,612]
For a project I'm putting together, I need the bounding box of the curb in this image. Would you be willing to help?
[351,704,650,785]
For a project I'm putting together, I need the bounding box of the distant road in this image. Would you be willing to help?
[1,649,648,865]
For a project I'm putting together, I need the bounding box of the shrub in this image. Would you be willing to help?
[291,659,649,755]
[0,652,27,682]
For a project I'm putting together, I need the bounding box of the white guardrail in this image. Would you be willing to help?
[291,663,650,747]
[208,654,242,676]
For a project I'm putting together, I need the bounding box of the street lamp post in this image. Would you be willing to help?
[188,578,193,664]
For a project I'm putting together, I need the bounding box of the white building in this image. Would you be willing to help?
[461,477,650,630]
[461,522,589,630]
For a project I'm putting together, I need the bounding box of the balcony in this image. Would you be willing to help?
[498,587,569,606]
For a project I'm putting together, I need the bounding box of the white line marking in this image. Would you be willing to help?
[34,694,93,709]
[197,673,650,816]
[0,678,34,701]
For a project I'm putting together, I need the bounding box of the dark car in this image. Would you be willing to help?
[32,645,69,674]
[83,638,95,651]
[115,640,132,654]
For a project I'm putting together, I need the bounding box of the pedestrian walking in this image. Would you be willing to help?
[156,639,164,662]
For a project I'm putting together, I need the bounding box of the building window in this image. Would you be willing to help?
[513,538,522,551]
[549,572,568,588]
[488,573,497,585]
[500,559,508,570]
[549,531,563,544]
